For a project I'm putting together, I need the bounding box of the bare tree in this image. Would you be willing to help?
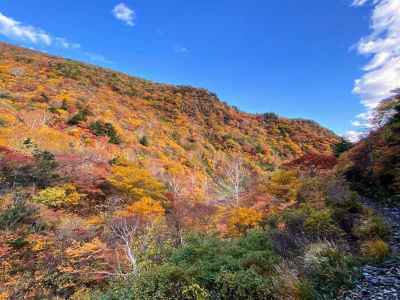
[20,110,48,129]
[218,156,249,207]
[164,172,185,198]
[110,218,140,275]
[109,217,162,277]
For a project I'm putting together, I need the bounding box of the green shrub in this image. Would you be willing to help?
[169,231,278,294]
[54,62,82,80]
[332,139,353,157]
[67,109,89,125]
[7,237,29,249]
[85,283,134,300]
[330,193,363,234]
[294,280,318,300]
[304,209,344,240]
[268,207,340,258]
[133,231,279,299]
[92,274,209,300]
[262,112,279,122]
[182,284,210,300]
[273,263,318,300]
[31,149,60,188]
[89,121,121,144]
[267,211,306,258]
[296,177,326,209]
[280,206,343,240]
[132,264,202,300]
[215,269,274,300]
[305,245,357,298]
[281,208,307,235]
[304,242,336,269]
[325,177,359,207]
[268,229,306,259]
[255,144,264,154]
[139,135,150,147]
[0,200,37,230]
[353,215,391,241]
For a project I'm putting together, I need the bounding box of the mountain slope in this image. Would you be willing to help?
[0,42,338,187]
[1,42,384,300]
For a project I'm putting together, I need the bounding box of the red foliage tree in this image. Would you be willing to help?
[284,153,337,176]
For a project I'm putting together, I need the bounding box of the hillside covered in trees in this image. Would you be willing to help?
[338,93,400,203]
[0,42,398,299]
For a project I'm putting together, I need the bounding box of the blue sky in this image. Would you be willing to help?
[0,1,392,137]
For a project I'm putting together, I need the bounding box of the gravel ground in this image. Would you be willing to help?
[342,200,400,300]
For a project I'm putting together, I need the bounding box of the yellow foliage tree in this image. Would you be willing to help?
[227,207,262,236]
[32,184,84,208]
[108,164,166,201]
[266,170,300,204]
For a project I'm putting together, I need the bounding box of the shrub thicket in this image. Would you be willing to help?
[0,199,37,230]
[89,121,121,144]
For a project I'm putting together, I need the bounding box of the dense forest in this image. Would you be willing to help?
[0,42,398,299]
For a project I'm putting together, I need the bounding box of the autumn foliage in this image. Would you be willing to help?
[0,42,375,299]
[338,93,400,202]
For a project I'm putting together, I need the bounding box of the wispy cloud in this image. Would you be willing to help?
[352,0,370,6]
[349,0,400,138]
[173,44,189,54]
[0,12,79,49]
[112,3,135,26]
[55,37,80,50]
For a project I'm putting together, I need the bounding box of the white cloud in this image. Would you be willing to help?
[351,0,400,134]
[345,130,367,142]
[0,12,113,67]
[0,12,52,46]
[0,12,80,50]
[112,3,135,26]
